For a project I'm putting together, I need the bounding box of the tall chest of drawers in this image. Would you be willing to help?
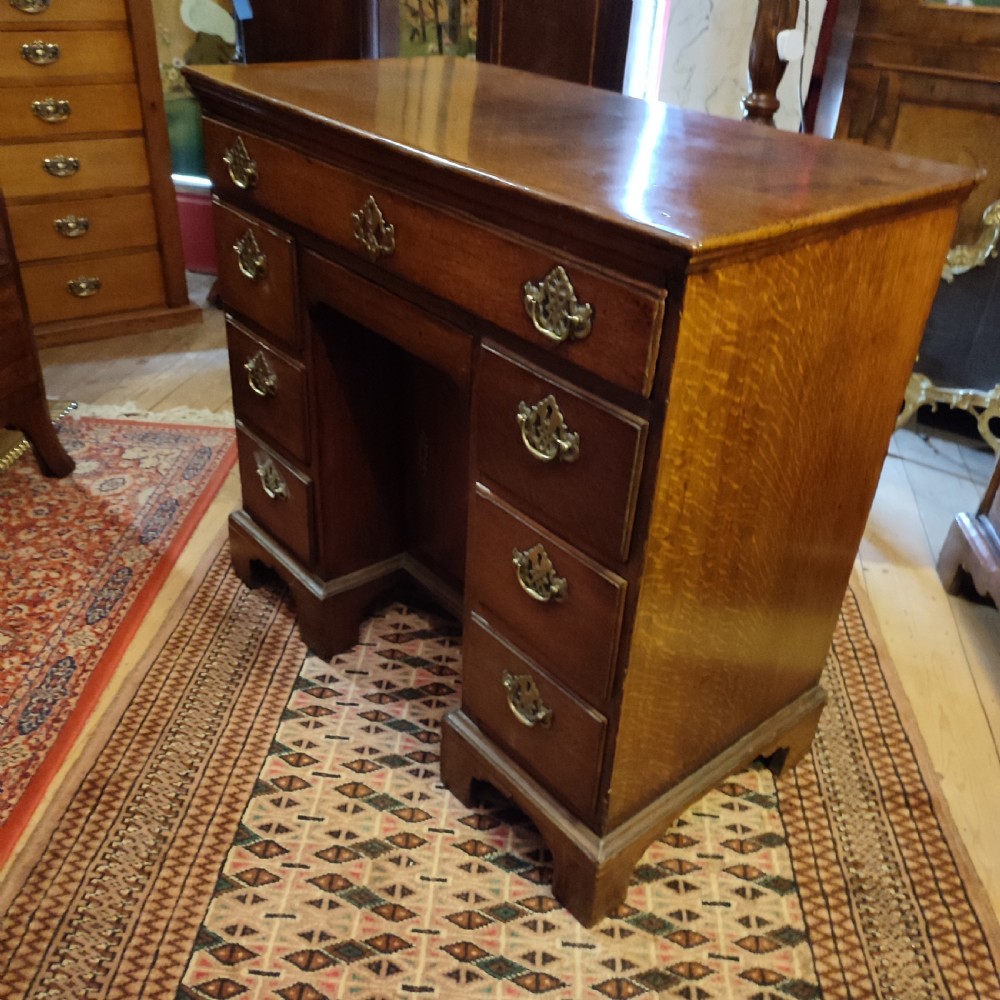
[0,0,198,346]
[186,58,975,926]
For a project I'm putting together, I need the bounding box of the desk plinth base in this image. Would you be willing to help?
[938,510,1000,607]
[441,684,826,927]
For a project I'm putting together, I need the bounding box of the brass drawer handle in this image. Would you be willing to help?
[43,154,78,177]
[222,136,257,190]
[233,230,267,281]
[244,350,278,398]
[11,0,51,12]
[352,195,395,261]
[254,453,288,500]
[517,394,580,463]
[523,265,593,344]
[513,543,567,603]
[53,214,88,238]
[502,671,553,728]
[32,97,70,122]
[67,276,100,297]
[21,39,59,64]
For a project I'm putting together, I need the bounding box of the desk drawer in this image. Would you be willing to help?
[0,30,134,85]
[213,199,298,351]
[467,486,626,707]
[0,83,142,141]
[203,119,665,396]
[237,422,314,566]
[0,135,148,199]
[19,248,163,323]
[474,343,647,565]
[227,316,309,464]
[463,613,607,823]
[0,0,126,25]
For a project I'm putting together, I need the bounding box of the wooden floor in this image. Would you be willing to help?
[33,277,1000,930]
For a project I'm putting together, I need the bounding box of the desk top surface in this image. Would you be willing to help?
[188,58,976,260]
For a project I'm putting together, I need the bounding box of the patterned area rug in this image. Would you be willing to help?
[0,415,235,862]
[0,545,997,998]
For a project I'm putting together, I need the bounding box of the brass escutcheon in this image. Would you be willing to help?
[32,96,70,122]
[42,154,78,177]
[67,276,100,297]
[255,453,287,500]
[245,350,278,398]
[502,671,553,728]
[233,229,267,282]
[222,136,257,190]
[21,39,59,64]
[10,0,51,12]
[517,394,580,463]
[523,265,593,344]
[53,214,89,237]
[513,543,567,603]
[351,195,395,261]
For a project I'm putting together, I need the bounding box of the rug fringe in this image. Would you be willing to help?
[67,402,234,427]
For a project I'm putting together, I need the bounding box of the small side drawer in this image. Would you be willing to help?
[0,83,142,141]
[237,422,314,566]
[0,0,127,26]
[213,199,298,350]
[227,316,309,464]
[0,30,134,85]
[466,485,626,707]
[474,342,647,565]
[462,613,607,823]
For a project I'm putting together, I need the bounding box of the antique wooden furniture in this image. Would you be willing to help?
[0,0,198,346]
[0,186,72,477]
[186,57,974,925]
[239,0,373,63]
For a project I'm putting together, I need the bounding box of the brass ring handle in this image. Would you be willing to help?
[32,97,70,122]
[222,136,257,190]
[523,265,593,344]
[244,351,278,398]
[67,276,100,298]
[43,154,78,177]
[513,543,567,603]
[351,195,395,261]
[53,214,88,238]
[233,230,267,282]
[502,671,553,728]
[254,454,287,500]
[10,0,51,12]
[21,39,59,64]
[517,394,580,463]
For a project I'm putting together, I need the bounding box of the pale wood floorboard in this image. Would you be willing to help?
[31,289,1000,929]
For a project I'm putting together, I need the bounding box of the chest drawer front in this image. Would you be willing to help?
[463,614,607,823]
[237,422,314,566]
[227,317,309,464]
[0,0,126,26]
[0,83,142,141]
[19,248,164,323]
[0,30,134,85]
[9,191,156,261]
[0,135,148,199]
[467,486,626,707]
[213,199,298,350]
[203,119,665,396]
[474,343,647,565]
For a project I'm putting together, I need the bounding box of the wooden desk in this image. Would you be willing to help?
[186,58,975,926]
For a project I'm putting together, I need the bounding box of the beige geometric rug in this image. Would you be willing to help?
[0,543,997,998]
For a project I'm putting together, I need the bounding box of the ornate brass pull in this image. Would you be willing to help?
[255,453,287,500]
[233,230,267,282]
[43,154,78,177]
[244,351,277,398]
[523,265,593,344]
[517,394,580,463]
[21,39,59,65]
[67,276,100,298]
[10,0,51,12]
[502,671,553,728]
[513,543,567,603]
[32,97,70,122]
[53,214,89,238]
[351,195,395,261]
[222,136,257,190]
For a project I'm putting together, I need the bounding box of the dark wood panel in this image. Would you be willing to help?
[239,0,374,62]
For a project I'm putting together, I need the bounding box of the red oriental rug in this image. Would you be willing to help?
[0,414,235,864]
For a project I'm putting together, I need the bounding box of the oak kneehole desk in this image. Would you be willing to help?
[186,58,975,926]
